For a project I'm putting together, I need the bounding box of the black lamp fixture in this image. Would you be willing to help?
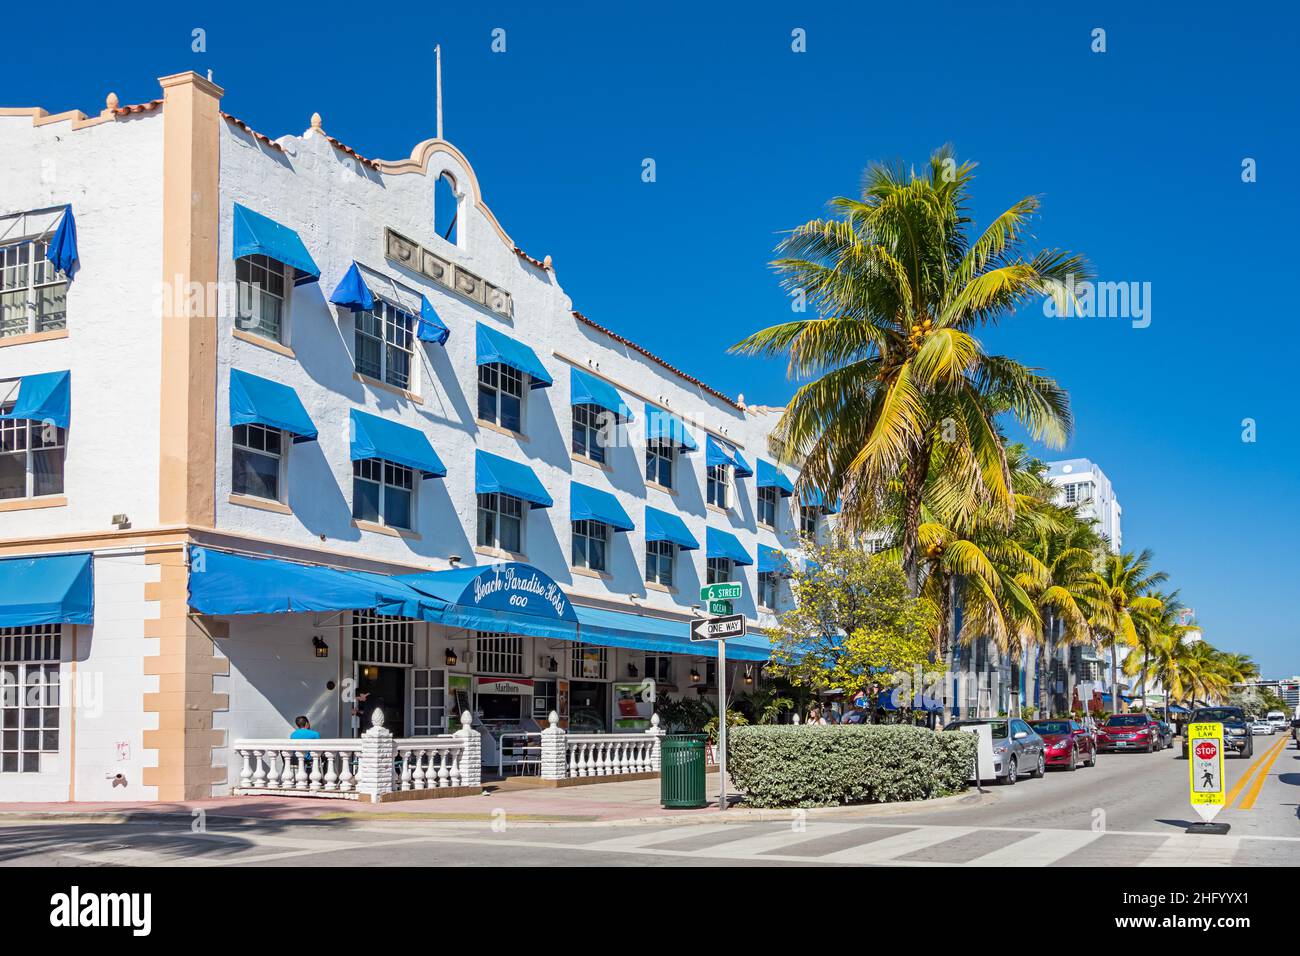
[627,662,639,678]
[312,636,329,659]
[744,666,754,685]
[690,668,701,683]
[445,647,458,667]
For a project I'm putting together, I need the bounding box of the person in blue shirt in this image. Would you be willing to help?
[290,716,320,740]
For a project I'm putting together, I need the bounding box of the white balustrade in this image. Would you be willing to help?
[540,712,666,781]
[233,740,363,798]
[395,739,466,791]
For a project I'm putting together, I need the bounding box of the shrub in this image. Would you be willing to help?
[726,724,977,808]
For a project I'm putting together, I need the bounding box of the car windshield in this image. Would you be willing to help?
[1031,721,1071,735]
[948,720,1009,738]
[1195,709,1244,723]
[1105,715,1148,727]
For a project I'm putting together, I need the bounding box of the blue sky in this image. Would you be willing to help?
[6,1,1297,675]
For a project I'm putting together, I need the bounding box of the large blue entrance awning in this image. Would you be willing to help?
[706,527,753,566]
[570,482,634,532]
[350,409,446,478]
[570,367,632,421]
[573,605,770,662]
[477,322,552,388]
[476,450,552,508]
[0,553,93,627]
[233,204,320,285]
[1,370,71,429]
[644,506,699,550]
[398,562,578,638]
[756,459,795,497]
[229,369,317,442]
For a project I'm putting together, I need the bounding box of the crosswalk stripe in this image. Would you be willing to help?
[582,824,745,852]
[1139,834,1241,867]
[816,825,975,864]
[695,823,866,858]
[968,828,1104,866]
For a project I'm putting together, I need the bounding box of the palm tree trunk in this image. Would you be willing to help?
[1110,643,1122,714]
[900,438,934,597]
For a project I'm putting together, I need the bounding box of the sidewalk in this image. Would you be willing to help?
[0,776,994,827]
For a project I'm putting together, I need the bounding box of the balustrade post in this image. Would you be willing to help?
[646,712,665,774]
[356,708,397,803]
[455,710,482,788]
[540,710,567,781]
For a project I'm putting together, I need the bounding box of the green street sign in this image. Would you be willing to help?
[706,599,733,616]
[700,582,742,602]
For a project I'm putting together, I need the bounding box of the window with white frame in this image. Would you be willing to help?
[351,610,414,665]
[572,520,610,573]
[707,464,730,508]
[412,668,447,735]
[1062,482,1078,504]
[571,643,608,680]
[477,363,523,432]
[355,300,416,391]
[1,624,62,773]
[646,540,675,588]
[0,394,65,500]
[0,240,67,339]
[235,254,287,344]
[645,439,673,489]
[757,485,777,527]
[476,633,524,676]
[706,557,733,585]
[477,493,523,553]
[571,404,607,463]
[353,458,414,530]
[758,570,778,609]
[231,423,281,501]
[800,505,819,537]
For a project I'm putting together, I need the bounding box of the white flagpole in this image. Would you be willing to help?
[435,45,444,140]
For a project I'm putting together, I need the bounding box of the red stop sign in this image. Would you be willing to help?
[1195,741,1218,761]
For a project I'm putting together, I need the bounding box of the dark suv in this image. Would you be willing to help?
[1180,706,1253,759]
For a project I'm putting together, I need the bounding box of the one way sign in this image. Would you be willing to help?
[690,614,746,641]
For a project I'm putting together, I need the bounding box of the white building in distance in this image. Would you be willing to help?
[1046,458,1122,551]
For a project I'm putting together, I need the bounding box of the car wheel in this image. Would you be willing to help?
[1243,742,1253,759]
[1067,749,1078,771]
[1086,748,1096,767]
[1032,753,1046,778]
[1003,757,1018,785]
[1145,742,1153,754]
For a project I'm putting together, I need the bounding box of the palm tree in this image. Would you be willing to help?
[732,147,1089,595]
[1091,550,1167,714]
[1121,593,1200,721]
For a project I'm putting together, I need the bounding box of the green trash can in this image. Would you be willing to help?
[660,734,708,809]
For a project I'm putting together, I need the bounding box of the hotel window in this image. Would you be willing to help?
[644,655,672,684]
[757,485,777,527]
[235,254,287,344]
[0,625,61,774]
[571,643,608,680]
[572,519,610,573]
[477,493,523,553]
[0,397,65,500]
[478,363,523,432]
[355,300,416,391]
[572,405,607,463]
[353,458,414,530]
[231,423,281,501]
[646,439,674,489]
[0,240,67,339]
[800,506,819,537]
[412,668,447,735]
[707,464,730,509]
[646,540,675,588]
[476,633,524,676]
[1063,483,1078,504]
[758,571,778,609]
[706,558,733,585]
[351,610,414,665]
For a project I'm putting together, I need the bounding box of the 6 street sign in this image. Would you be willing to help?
[700,582,742,602]
[689,614,746,642]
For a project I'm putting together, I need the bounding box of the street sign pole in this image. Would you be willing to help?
[717,636,727,812]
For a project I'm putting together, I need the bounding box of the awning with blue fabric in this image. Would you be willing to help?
[571,482,633,532]
[477,322,552,388]
[0,370,70,429]
[706,527,753,566]
[47,206,78,276]
[1100,692,1134,705]
[0,553,93,627]
[232,204,320,285]
[350,409,446,478]
[801,488,840,514]
[644,506,699,550]
[573,605,770,662]
[328,261,449,345]
[418,296,450,345]
[476,449,552,508]
[229,369,317,442]
[757,544,790,575]
[756,460,795,496]
[570,367,632,421]
[329,262,375,311]
[705,435,753,478]
[645,404,698,452]
[397,562,578,639]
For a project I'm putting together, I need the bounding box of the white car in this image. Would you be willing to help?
[1250,720,1273,735]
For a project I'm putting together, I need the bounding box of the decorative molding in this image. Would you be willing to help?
[384,227,513,320]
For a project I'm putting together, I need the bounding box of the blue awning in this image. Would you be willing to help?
[232,204,320,285]
[397,562,578,638]
[47,206,78,276]
[0,553,93,627]
[476,449,552,508]
[0,370,70,429]
[350,409,446,478]
[705,435,752,477]
[644,506,699,550]
[570,367,631,421]
[477,322,552,388]
[645,405,698,452]
[757,544,790,575]
[801,488,840,515]
[573,605,770,662]
[571,482,634,532]
[756,460,795,496]
[418,296,450,345]
[329,262,375,311]
[229,369,317,442]
[706,527,752,566]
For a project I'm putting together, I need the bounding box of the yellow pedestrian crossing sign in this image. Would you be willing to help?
[1187,722,1226,823]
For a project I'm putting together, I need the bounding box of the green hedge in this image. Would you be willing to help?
[726,724,977,808]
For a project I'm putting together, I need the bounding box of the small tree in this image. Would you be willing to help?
[766,540,937,707]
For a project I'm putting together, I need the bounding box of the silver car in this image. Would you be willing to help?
[945,718,1046,784]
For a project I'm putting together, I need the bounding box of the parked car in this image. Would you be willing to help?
[1096,714,1161,753]
[1028,719,1097,770]
[1155,721,1175,749]
[1180,707,1253,758]
[944,718,1045,785]
[1250,720,1273,736]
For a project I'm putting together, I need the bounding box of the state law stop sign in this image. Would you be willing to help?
[1188,722,1226,822]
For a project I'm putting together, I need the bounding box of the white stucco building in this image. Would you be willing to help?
[0,73,839,802]
[1045,458,1122,551]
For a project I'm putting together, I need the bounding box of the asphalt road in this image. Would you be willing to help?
[3,732,1297,867]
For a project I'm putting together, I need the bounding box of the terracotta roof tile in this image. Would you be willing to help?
[513,247,551,270]
[221,112,284,152]
[111,99,163,116]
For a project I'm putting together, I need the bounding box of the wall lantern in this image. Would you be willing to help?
[690,668,701,683]
[445,648,458,667]
[312,637,329,659]
[744,666,754,686]
[627,663,639,678]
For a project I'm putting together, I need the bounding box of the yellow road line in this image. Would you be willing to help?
[1224,734,1288,808]
[1238,734,1292,810]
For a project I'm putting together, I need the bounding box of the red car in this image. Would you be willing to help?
[1029,719,1097,770]
[1095,714,1160,753]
